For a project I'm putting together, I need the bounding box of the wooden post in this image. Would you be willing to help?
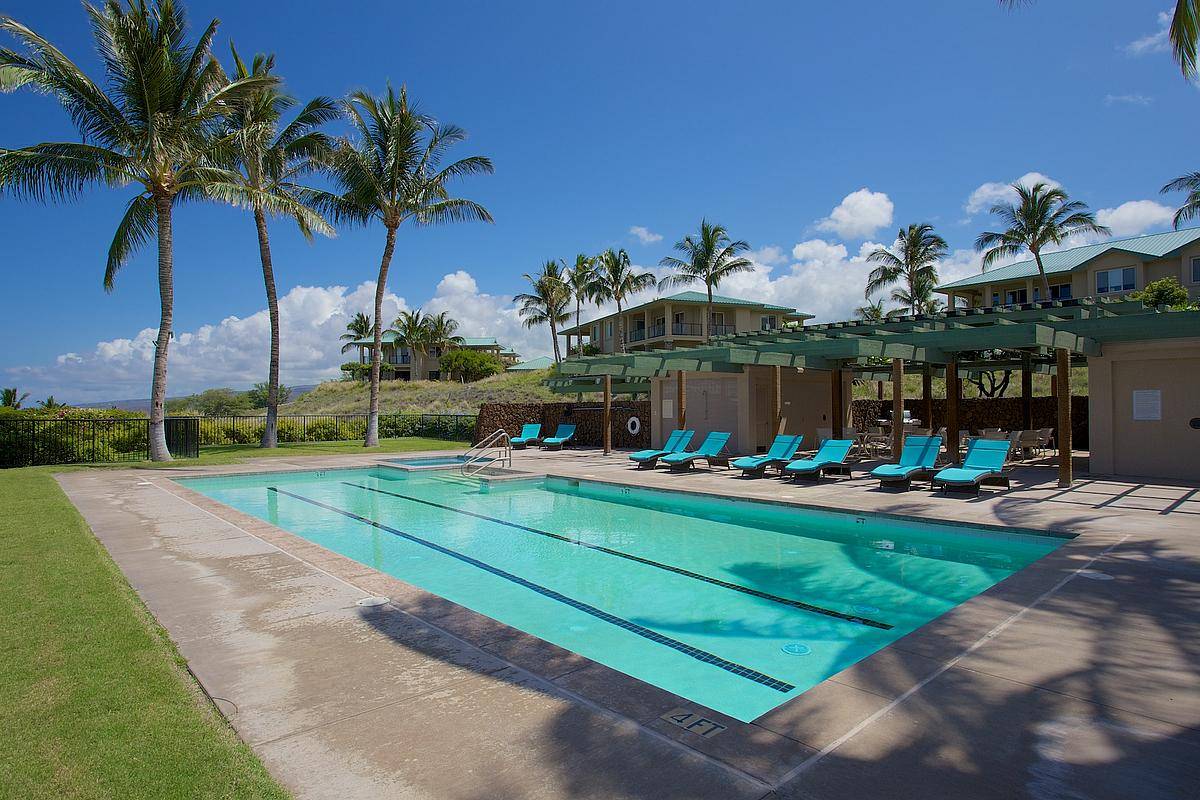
[771,366,782,434]
[602,373,612,455]
[1050,373,1058,400]
[946,356,961,465]
[876,381,883,401]
[921,365,933,431]
[676,370,687,430]
[1056,348,1072,487]
[831,366,844,438]
[892,358,904,459]
[1021,353,1033,431]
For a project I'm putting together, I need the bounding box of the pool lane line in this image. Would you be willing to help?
[267,486,796,694]
[341,481,892,631]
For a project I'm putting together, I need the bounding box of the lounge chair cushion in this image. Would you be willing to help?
[732,435,803,471]
[783,440,854,475]
[629,429,693,462]
[511,424,542,444]
[659,432,731,466]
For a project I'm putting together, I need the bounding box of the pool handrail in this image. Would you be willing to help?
[461,428,512,477]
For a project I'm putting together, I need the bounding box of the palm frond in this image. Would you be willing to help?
[105,193,155,290]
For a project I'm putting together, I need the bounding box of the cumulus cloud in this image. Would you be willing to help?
[8,272,570,404]
[629,225,663,244]
[816,188,894,239]
[747,245,787,266]
[1124,10,1172,56]
[964,171,1061,216]
[1104,93,1154,106]
[1096,200,1175,236]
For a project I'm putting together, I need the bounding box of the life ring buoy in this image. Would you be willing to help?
[626,416,642,436]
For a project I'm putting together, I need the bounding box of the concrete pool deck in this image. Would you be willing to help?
[56,448,1200,799]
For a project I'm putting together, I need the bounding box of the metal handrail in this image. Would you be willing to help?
[460,428,511,477]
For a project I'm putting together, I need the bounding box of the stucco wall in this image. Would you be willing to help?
[1088,338,1200,481]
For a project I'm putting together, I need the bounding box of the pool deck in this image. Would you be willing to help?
[56,447,1200,800]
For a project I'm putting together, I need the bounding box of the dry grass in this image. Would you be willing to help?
[283,369,557,415]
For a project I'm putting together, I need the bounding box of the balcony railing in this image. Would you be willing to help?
[627,327,646,343]
[672,322,703,336]
[710,324,737,336]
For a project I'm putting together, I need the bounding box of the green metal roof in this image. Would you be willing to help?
[348,334,511,348]
[562,291,810,335]
[507,355,554,371]
[937,227,1200,291]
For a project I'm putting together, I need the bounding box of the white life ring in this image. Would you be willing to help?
[626,416,642,436]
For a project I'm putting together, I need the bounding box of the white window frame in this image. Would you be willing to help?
[761,315,777,330]
[1191,256,1200,284]
[1096,266,1136,294]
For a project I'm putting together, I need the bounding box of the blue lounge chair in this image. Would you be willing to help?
[782,439,855,481]
[932,439,1012,494]
[510,423,542,449]
[659,431,732,471]
[628,429,695,469]
[870,435,943,489]
[731,434,803,477]
[540,423,576,450]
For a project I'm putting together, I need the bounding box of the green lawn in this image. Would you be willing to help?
[0,436,466,798]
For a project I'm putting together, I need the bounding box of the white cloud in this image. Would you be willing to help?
[629,225,663,244]
[1104,93,1154,106]
[816,188,894,239]
[1124,10,1172,56]
[964,171,1061,216]
[747,245,787,266]
[1096,200,1175,236]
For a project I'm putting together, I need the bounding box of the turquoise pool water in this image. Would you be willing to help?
[179,467,1065,721]
[385,455,482,467]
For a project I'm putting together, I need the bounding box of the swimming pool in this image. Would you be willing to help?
[179,467,1065,721]
[385,455,484,468]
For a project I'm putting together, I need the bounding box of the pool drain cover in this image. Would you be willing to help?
[356,596,390,607]
[1078,570,1114,581]
[853,604,880,615]
[781,643,811,656]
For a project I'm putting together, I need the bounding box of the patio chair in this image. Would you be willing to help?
[510,423,542,449]
[731,434,803,477]
[1010,429,1040,461]
[628,429,694,469]
[782,439,855,482]
[540,423,576,451]
[1036,428,1054,457]
[869,435,942,489]
[659,431,732,471]
[931,439,1012,494]
[981,429,1009,441]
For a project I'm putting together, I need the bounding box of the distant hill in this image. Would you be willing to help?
[83,385,319,412]
[282,371,556,415]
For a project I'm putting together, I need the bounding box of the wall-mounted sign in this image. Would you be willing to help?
[1132,389,1162,421]
[662,399,674,418]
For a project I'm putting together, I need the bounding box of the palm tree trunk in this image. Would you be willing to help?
[1032,250,1051,299]
[575,299,582,355]
[550,318,561,362]
[366,225,397,447]
[148,195,174,462]
[616,297,625,354]
[254,207,280,448]
[705,286,713,342]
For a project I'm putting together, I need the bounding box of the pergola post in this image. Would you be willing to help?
[771,366,783,434]
[946,356,961,464]
[1021,353,1033,431]
[602,373,612,455]
[892,358,904,459]
[921,365,933,432]
[831,365,844,439]
[677,370,687,430]
[1056,348,1072,487]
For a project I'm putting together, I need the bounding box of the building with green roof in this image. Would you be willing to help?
[506,355,554,371]
[560,291,812,354]
[348,333,519,381]
[936,227,1200,309]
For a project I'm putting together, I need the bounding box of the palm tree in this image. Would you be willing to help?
[2,388,29,409]
[854,299,887,323]
[37,395,67,410]
[658,220,754,341]
[865,224,947,316]
[975,182,1110,298]
[340,312,374,354]
[426,311,463,377]
[1161,171,1200,228]
[220,46,336,448]
[314,85,493,446]
[516,261,570,362]
[593,248,656,353]
[388,309,432,379]
[564,254,597,355]
[1001,1,1198,80]
[0,1,275,461]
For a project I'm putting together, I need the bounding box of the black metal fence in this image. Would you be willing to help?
[0,413,473,468]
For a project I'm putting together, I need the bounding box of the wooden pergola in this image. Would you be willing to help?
[548,298,1200,483]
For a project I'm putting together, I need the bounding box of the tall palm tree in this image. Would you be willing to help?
[425,311,463,377]
[2,388,29,409]
[975,183,1110,298]
[388,309,432,379]
[340,311,373,354]
[564,253,596,355]
[854,299,887,323]
[1161,171,1200,228]
[516,261,570,362]
[314,85,493,446]
[658,220,754,341]
[1001,1,1198,80]
[220,46,336,448]
[865,224,947,316]
[0,1,274,460]
[593,248,656,353]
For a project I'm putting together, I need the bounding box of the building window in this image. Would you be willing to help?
[427,370,440,381]
[1096,266,1135,294]
[1192,256,1200,284]
[606,321,613,338]
[761,315,777,330]
[673,311,685,324]
[1005,288,1028,305]
[591,325,598,341]
[709,311,725,325]
[991,292,1000,307]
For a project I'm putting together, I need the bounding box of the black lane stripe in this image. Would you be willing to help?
[268,486,795,693]
[342,481,892,631]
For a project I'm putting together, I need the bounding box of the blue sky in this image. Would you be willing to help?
[2,1,1197,402]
